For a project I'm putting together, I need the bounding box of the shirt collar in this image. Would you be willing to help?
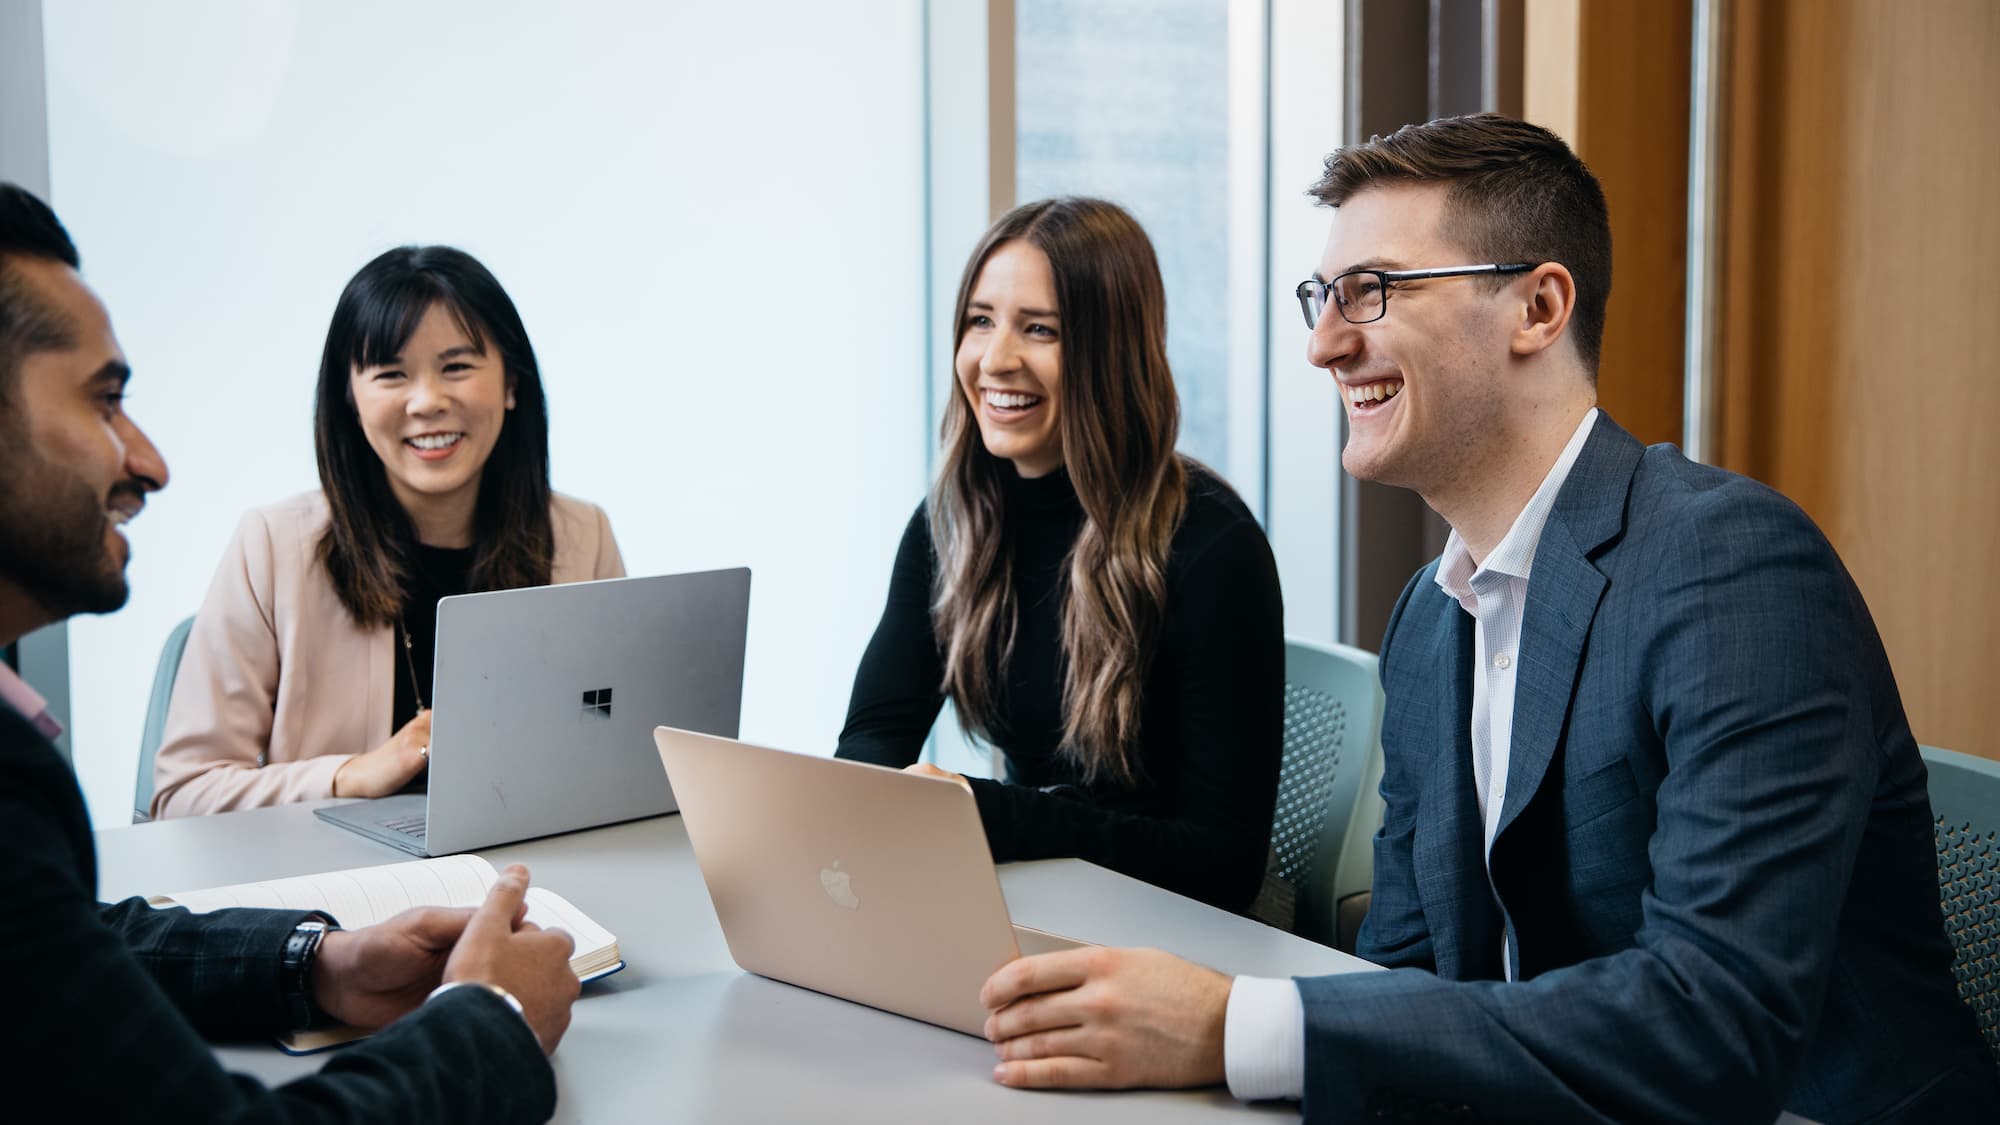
[1435,408,1599,607]
[0,660,64,740]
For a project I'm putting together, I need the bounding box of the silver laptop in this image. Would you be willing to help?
[318,569,751,856]
[653,726,1087,1037]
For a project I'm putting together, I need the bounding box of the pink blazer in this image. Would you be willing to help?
[151,491,626,818]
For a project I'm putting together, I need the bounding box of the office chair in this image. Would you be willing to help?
[1258,638,1386,950]
[1921,744,2000,1064]
[133,615,195,823]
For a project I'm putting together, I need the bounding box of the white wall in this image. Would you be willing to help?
[1265,0,1347,645]
[43,0,931,826]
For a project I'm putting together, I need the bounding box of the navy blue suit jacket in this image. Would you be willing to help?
[1298,414,1997,1123]
[0,704,554,1122]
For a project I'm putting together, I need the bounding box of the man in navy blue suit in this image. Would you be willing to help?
[976,114,1997,1122]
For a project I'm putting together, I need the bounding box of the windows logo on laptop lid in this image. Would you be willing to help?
[317,568,750,855]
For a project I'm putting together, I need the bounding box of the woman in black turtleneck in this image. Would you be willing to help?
[836,198,1283,913]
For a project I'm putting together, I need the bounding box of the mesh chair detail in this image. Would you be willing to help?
[133,615,196,823]
[1271,681,1349,888]
[1922,745,2000,1065]
[1260,639,1385,949]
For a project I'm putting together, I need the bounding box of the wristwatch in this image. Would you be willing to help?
[280,914,337,1030]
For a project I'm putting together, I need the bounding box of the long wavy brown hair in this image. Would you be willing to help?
[931,197,1186,785]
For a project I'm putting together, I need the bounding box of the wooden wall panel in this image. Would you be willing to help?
[1523,0,1581,142]
[1717,0,2000,758]
[1524,0,1692,447]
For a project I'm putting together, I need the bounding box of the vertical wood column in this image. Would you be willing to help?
[1523,0,1693,448]
[1716,0,2000,758]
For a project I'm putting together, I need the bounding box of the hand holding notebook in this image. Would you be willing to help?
[434,862,583,1055]
[152,854,621,1053]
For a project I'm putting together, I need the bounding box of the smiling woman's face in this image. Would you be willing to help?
[955,240,1064,478]
[348,302,514,531]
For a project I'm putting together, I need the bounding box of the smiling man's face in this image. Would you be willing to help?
[1306,182,1520,499]
[0,255,167,621]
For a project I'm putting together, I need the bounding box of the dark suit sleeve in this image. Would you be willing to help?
[1298,488,1884,1124]
[835,503,945,767]
[966,516,1285,912]
[1351,568,1438,973]
[99,895,319,1038]
[1,765,554,1123]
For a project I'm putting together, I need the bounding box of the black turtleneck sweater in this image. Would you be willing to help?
[835,461,1284,912]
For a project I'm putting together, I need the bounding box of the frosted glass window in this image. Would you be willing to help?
[1015,0,1234,469]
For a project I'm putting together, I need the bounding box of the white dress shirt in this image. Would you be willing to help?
[1224,408,1599,1102]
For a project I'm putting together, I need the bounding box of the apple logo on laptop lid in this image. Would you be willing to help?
[819,860,860,910]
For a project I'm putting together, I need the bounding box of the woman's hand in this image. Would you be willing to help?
[903,761,968,787]
[333,710,432,798]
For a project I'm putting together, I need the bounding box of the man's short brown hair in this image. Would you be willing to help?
[1310,113,1612,372]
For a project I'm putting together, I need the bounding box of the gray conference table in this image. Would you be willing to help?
[96,800,1375,1123]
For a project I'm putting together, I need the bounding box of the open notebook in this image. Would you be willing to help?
[151,854,622,1053]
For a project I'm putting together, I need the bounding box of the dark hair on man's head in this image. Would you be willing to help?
[0,184,84,400]
[0,184,79,268]
[314,245,554,627]
[1310,113,1613,372]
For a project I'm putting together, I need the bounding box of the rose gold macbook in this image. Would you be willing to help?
[653,726,1087,1037]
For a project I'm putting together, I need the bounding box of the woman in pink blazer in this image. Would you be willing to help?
[151,246,624,817]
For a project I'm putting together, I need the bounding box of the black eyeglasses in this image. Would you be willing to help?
[1295,263,1534,328]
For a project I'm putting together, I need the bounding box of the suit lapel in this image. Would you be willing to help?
[1493,522,1606,842]
[1492,415,1643,845]
[0,705,98,890]
[1416,602,1506,980]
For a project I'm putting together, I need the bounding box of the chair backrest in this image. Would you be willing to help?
[1266,638,1386,948]
[1920,744,2000,1065]
[133,615,196,823]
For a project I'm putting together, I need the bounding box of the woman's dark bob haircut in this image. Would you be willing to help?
[312,245,553,626]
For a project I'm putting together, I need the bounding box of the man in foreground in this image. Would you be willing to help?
[0,182,580,1121]
[976,116,1997,1123]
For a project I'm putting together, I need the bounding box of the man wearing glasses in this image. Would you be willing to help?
[976,114,1996,1122]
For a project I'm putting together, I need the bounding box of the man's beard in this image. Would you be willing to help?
[0,436,134,619]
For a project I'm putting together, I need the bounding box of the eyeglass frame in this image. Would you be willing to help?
[1295,262,1536,328]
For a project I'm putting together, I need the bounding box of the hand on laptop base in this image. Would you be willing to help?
[333,709,432,798]
[902,762,967,786]
[980,946,1230,1089]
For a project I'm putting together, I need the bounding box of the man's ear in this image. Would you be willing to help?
[1509,262,1576,359]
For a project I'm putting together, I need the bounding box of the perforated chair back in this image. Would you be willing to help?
[1265,639,1385,948]
[1921,744,2000,1064]
[133,615,195,823]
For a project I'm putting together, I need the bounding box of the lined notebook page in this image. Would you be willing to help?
[155,856,623,1055]
[153,855,498,928]
[523,887,615,960]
